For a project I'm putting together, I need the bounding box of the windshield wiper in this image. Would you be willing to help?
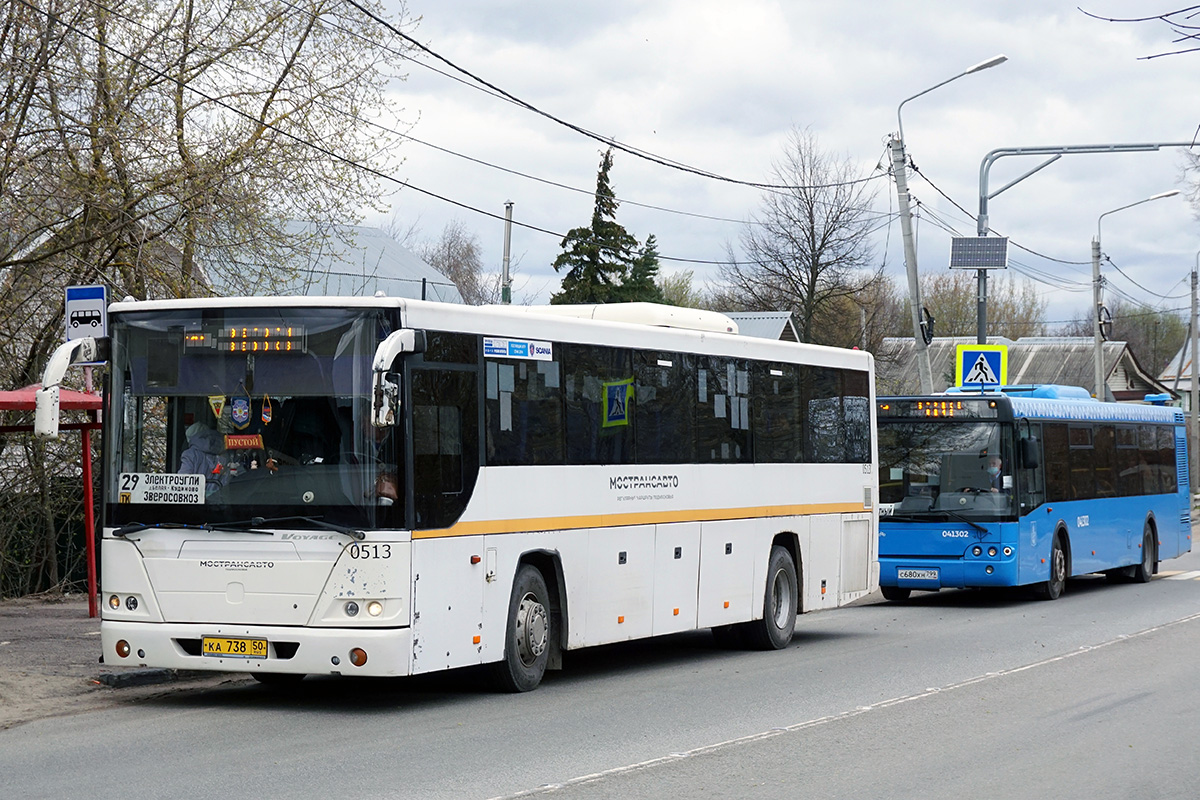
[113,519,275,538]
[880,509,988,534]
[252,515,366,541]
[113,516,365,540]
[932,508,989,534]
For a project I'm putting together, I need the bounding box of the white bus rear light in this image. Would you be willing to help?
[367,601,383,617]
[345,601,359,617]
[108,595,120,610]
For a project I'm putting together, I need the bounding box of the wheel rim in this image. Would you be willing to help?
[1051,541,1066,586]
[769,568,793,629]
[515,591,548,667]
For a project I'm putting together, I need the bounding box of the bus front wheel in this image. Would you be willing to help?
[492,564,551,692]
[1132,525,1156,583]
[1034,533,1067,601]
[880,586,911,602]
[744,545,798,650]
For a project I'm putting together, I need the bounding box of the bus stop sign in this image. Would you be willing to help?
[65,284,107,343]
[956,344,1007,388]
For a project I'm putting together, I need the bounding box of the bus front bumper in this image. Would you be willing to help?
[878,554,1018,590]
[101,620,413,678]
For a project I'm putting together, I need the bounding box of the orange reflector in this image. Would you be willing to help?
[1091,550,1096,555]
[470,555,481,564]
[673,608,679,616]
[821,585,826,594]
[349,647,368,667]
[115,639,131,658]
[472,635,481,644]
[1041,558,1046,563]
[723,601,729,609]
[617,615,624,624]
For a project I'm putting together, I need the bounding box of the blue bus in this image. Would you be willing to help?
[876,385,1192,600]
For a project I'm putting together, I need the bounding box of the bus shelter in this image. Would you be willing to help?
[0,385,103,616]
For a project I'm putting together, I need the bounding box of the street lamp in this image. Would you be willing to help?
[891,54,1007,393]
[1091,190,1180,398]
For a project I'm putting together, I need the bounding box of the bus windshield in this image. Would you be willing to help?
[878,419,1016,520]
[106,306,398,530]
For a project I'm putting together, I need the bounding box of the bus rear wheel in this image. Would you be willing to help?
[492,564,551,692]
[1034,532,1067,601]
[744,546,798,650]
[1132,525,1156,583]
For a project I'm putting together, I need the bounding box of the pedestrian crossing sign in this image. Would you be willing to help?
[956,344,1007,388]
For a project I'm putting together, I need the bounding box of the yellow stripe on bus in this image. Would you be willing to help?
[413,501,869,539]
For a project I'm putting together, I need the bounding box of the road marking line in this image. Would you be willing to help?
[1163,570,1200,581]
[488,610,1200,800]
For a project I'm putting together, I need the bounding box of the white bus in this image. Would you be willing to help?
[37,297,877,691]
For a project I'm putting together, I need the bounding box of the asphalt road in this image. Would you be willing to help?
[4,548,1200,800]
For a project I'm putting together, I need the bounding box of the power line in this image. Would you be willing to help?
[340,0,888,192]
[19,0,780,270]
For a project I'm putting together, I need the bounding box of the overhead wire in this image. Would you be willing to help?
[340,0,889,192]
[19,0,795,269]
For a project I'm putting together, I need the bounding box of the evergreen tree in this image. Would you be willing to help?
[551,149,662,304]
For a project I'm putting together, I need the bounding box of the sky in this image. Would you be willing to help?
[364,0,1200,333]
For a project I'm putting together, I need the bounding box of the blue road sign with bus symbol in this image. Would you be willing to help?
[65,284,108,344]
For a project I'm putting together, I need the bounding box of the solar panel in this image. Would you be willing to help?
[949,236,1009,270]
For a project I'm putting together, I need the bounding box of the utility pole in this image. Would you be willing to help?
[501,201,513,304]
[1192,263,1198,499]
[890,135,934,393]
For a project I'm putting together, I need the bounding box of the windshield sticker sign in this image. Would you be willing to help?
[484,337,552,361]
[118,473,205,504]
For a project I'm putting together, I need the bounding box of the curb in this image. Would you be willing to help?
[95,668,211,688]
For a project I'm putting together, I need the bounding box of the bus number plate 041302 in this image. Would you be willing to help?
[202,636,267,659]
[897,569,938,581]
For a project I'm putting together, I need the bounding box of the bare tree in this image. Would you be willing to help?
[912,271,1047,340]
[0,0,413,596]
[419,220,504,305]
[1058,299,1186,376]
[717,128,883,346]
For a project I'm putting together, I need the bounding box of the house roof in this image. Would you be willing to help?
[277,224,463,303]
[724,312,799,342]
[879,336,1173,402]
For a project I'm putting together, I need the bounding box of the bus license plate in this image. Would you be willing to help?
[897,569,938,581]
[202,636,267,659]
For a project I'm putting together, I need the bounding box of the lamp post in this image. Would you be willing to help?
[975,141,1198,344]
[891,54,1007,393]
[1091,190,1180,399]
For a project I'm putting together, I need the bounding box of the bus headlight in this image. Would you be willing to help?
[972,546,982,557]
[987,547,997,557]
[1003,547,1013,557]
[108,594,120,610]
[344,601,360,617]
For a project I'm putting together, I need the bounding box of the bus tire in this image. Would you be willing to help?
[492,564,551,692]
[744,545,798,650]
[1132,525,1155,583]
[880,586,912,602]
[1034,532,1067,601]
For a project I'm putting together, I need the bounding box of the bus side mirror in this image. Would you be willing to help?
[1019,437,1040,469]
[371,330,426,427]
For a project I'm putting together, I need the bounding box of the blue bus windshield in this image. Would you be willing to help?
[878,419,1016,520]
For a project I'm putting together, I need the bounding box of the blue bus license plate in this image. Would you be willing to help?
[897,569,938,581]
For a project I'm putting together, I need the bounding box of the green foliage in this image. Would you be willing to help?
[551,149,663,304]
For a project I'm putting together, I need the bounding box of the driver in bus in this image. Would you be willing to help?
[987,455,1005,493]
